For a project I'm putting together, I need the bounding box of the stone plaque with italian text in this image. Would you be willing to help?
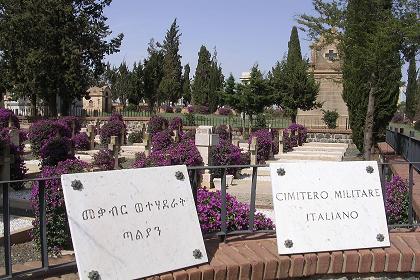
[61,165,207,280]
[270,161,390,254]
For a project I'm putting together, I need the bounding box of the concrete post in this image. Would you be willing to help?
[195,126,219,188]
[108,136,120,170]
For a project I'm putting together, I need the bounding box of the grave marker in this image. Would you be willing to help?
[61,165,207,280]
[270,161,390,254]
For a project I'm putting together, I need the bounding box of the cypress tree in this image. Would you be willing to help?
[276,26,319,123]
[129,62,144,105]
[208,49,224,113]
[143,40,164,113]
[192,46,212,105]
[159,19,182,105]
[405,54,418,120]
[112,62,132,108]
[225,74,236,96]
[342,0,401,158]
[181,64,191,105]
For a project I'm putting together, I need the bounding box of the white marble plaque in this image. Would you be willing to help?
[270,161,390,255]
[61,165,207,280]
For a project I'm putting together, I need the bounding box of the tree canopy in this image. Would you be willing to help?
[0,0,123,116]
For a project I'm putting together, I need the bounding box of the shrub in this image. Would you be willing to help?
[414,120,420,131]
[128,130,143,144]
[73,132,90,150]
[185,113,196,126]
[133,138,203,168]
[169,117,183,131]
[0,108,20,129]
[249,129,273,163]
[188,105,209,114]
[174,106,182,113]
[99,115,126,144]
[321,109,339,129]
[31,159,88,254]
[161,104,174,113]
[109,112,124,122]
[40,137,75,167]
[57,116,82,135]
[284,123,307,149]
[391,113,405,124]
[253,114,267,129]
[264,107,284,118]
[148,115,169,135]
[0,131,27,190]
[215,125,231,142]
[132,151,171,168]
[152,129,173,152]
[197,188,274,234]
[125,104,138,112]
[92,149,115,171]
[28,120,72,156]
[385,176,409,224]
[218,107,232,116]
[212,141,242,176]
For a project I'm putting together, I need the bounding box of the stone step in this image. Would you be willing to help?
[242,166,271,177]
[288,150,345,156]
[274,153,342,161]
[293,145,347,153]
[303,142,349,148]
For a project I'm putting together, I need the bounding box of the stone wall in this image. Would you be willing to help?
[306,129,352,144]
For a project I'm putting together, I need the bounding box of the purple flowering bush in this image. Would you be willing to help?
[40,136,75,166]
[148,115,169,136]
[197,188,274,233]
[31,159,88,254]
[0,108,20,129]
[100,114,126,144]
[218,107,232,116]
[161,104,174,113]
[215,125,231,142]
[133,137,202,168]
[73,132,90,150]
[57,116,82,135]
[249,129,273,163]
[385,176,409,224]
[188,105,209,114]
[152,130,173,152]
[169,117,183,131]
[28,120,72,156]
[283,124,307,152]
[92,149,115,171]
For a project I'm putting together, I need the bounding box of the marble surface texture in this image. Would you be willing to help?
[270,161,390,255]
[61,165,207,280]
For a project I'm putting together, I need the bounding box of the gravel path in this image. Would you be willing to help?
[0,241,40,267]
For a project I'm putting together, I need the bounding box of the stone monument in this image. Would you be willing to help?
[195,126,219,188]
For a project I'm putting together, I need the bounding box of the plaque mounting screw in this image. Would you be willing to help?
[277,168,286,176]
[193,249,203,259]
[88,270,100,280]
[175,171,185,181]
[284,239,293,248]
[376,233,385,242]
[366,166,374,174]
[71,180,83,191]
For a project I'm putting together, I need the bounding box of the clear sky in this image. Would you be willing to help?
[104,0,408,87]
[104,0,316,79]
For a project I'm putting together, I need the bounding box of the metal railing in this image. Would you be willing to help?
[386,128,420,172]
[1,162,419,279]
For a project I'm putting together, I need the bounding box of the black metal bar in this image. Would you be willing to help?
[248,167,258,232]
[39,180,49,269]
[220,169,227,242]
[408,163,414,226]
[3,182,12,277]
[379,163,386,203]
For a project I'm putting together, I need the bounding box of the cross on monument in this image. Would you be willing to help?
[325,49,338,61]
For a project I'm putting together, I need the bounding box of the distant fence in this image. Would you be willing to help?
[386,128,420,172]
